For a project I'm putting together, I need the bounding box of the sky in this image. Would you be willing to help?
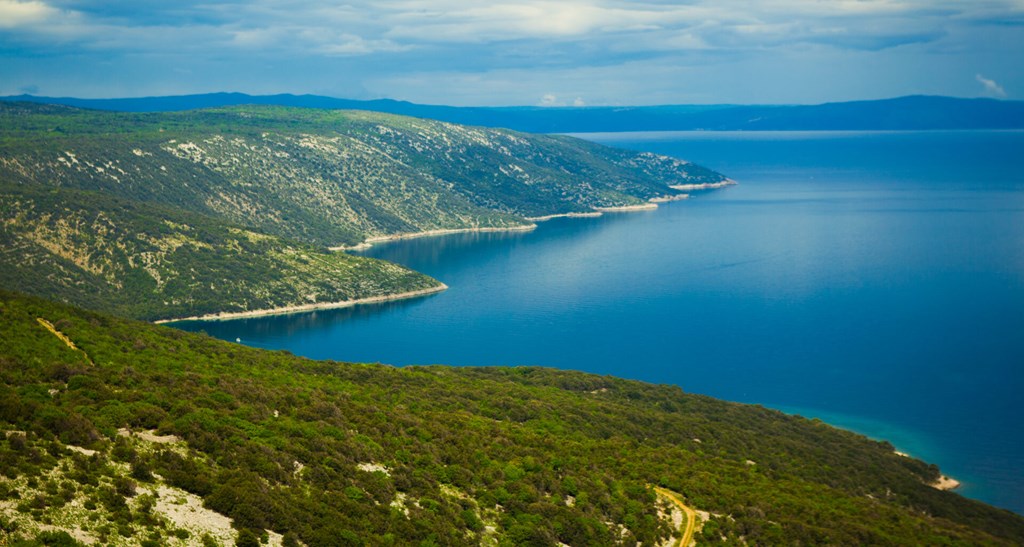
[0,0,1021,106]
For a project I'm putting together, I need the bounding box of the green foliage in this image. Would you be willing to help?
[0,290,1022,545]
[0,103,724,239]
[0,103,723,246]
[31,531,83,546]
[0,183,441,321]
[0,102,727,321]
[235,529,261,547]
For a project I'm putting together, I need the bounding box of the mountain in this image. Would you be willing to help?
[1,290,1022,545]
[0,102,723,321]
[4,93,1024,132]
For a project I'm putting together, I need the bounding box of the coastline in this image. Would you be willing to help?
[594,203,659,212]
[190,183,734,324]
[332,185,728,250]
[525,211,604,222]
[153,284,448,324]
[777,405,964,494]
[893,450,961,490]
[931,474,962,491]
[649,193,690,203]
[527,199,672,222]
[671,178,738,191]
[330,224,536,251]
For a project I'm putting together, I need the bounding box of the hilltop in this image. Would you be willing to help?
[1,291,1023,545]
[0,102,724,321]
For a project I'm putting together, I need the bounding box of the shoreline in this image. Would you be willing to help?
[170,183,736,325]
[671,178,738,191]
[777,405,964,495]
[332,185,730,250]
[594,203,659,212]
[525,211,604,222]
[527,200,667,222]
[893,450,961,490]
[154,284,448,324]
[366,224,537,243]
[330,224,536,251]
[931,474,962,491]
[649,193,690,203]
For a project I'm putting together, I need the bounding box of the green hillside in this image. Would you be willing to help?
[0,102,725,321]
[0,184,441,322]
[1,291,1022,545]
[0,102,725,247]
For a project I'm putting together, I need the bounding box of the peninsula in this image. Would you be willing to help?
[0,102,727,322]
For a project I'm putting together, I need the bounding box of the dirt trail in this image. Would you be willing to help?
[37,317,93,365]
[654,486,698,547]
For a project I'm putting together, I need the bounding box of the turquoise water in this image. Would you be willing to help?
[175,130,1024,514]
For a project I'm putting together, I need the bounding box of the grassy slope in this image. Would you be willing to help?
[0,184,440,321]
[1,291,1022,545]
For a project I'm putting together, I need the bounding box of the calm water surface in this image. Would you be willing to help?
[176,131,1024,514]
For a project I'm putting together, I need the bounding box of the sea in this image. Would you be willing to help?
[174,130,1024,515]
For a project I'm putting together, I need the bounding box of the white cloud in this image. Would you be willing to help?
[573,96,586,106]
[976,74,1007,98]
[385,1,709,43]
[230,27,286,48]
[3,0,1024,104]
[0,0,59,28]
[319,35,412,56]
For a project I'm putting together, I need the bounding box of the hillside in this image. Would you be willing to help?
[0,184,441,322]
[0,102,723,247]
[5,93,1023,132]
[1,291,1023,545]
[0,102,724,321]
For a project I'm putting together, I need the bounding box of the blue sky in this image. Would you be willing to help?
[0,0,1021,105]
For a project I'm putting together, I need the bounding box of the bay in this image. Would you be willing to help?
[175,130,1024,514]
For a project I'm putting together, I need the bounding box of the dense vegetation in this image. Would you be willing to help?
[0,183,440,321]
[1,291,1022,545]
[0,101,724,321]
[0,102,724,247]
[4,99,1021,546]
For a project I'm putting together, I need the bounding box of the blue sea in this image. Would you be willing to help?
[175,130,1024,514]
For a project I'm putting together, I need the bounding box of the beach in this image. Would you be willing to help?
[594,203,659,212]
[154,284,448,324]
[670,179,738,191]
[330,224,536,251]
[333,199,692,250]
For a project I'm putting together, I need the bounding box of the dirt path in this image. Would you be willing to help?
[37,317,93,365]
[654,486,698,547]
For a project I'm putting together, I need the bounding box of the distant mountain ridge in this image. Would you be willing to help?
[3,93,1023,132]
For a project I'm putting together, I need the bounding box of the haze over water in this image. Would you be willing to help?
[177,130,1024,514]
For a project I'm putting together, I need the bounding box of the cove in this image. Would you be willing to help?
[174,130,1024,514]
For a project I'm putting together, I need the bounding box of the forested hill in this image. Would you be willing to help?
[0,184,442,321]
[0,102,722,246]
[0,102,724,321]
[4,93,1023,132]
[1,291,1023,545]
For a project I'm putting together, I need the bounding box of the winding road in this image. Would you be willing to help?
[654,486,698,547]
